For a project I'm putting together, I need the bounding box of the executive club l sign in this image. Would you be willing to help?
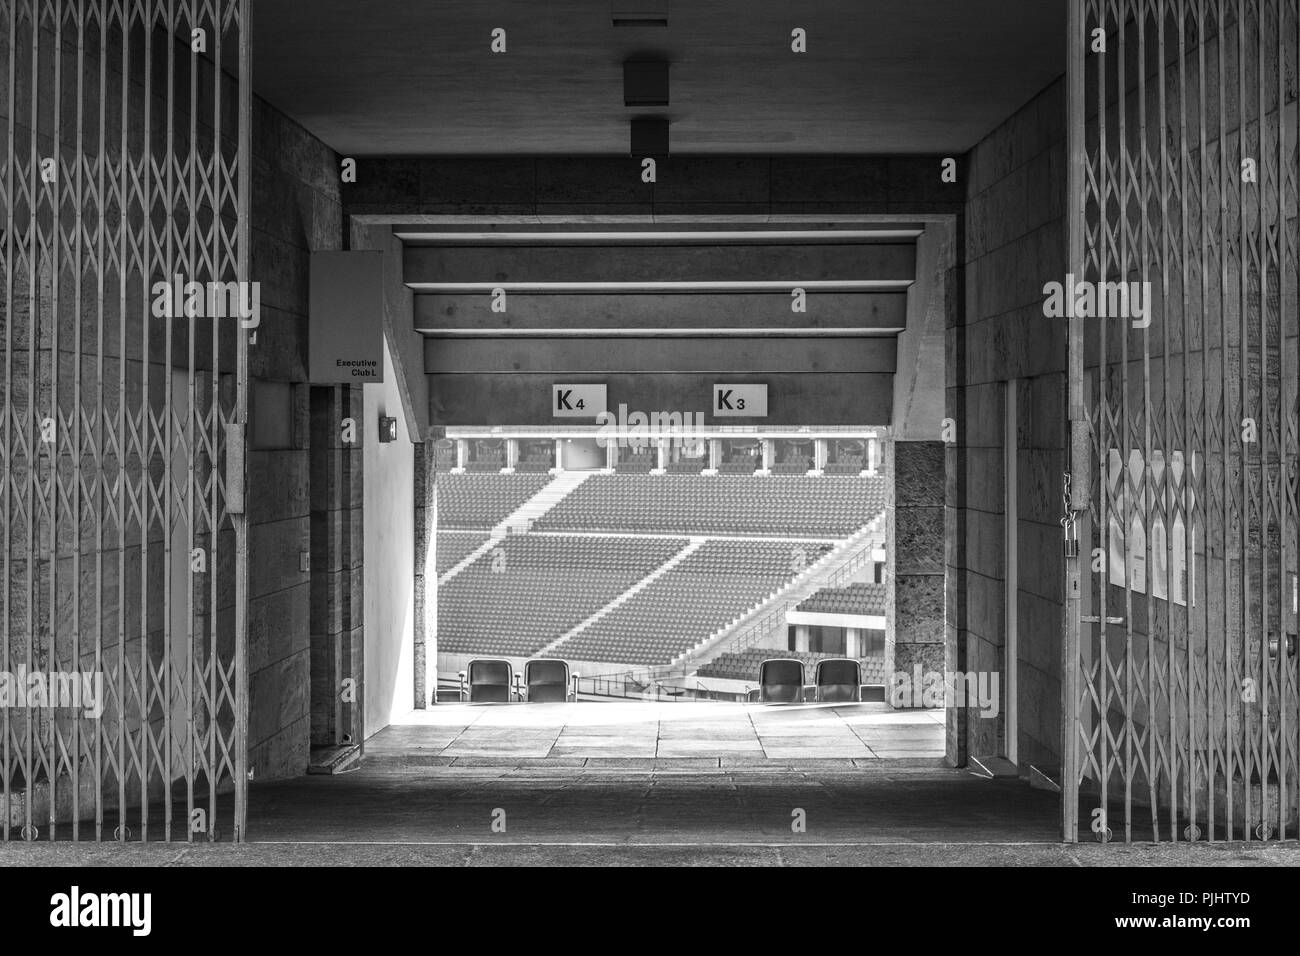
[309,251,385,384]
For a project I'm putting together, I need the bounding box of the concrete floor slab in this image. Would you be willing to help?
[374,700,944,761]
[228,767,1057,844]
[6,841,1297,867]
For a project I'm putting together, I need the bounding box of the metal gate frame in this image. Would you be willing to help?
[1066,0,1300,842]
[1,0,250,842]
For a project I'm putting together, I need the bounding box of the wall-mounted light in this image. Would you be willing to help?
[378,416,398,443]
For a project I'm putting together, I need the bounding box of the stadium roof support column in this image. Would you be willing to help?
[885,440,947,730]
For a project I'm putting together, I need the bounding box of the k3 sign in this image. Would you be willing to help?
[552,384,607,418]
[713,384,768,418]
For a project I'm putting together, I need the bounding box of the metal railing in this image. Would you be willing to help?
[573,674,751,703]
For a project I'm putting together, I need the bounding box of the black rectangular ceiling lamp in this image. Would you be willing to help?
[613,2,668,26]
[630,117,669,157]
[624,59,669,106]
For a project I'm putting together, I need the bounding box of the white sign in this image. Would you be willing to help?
[552,384,607,418]
[713,384,768,417]
[309,252,384,383]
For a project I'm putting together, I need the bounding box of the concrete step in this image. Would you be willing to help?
[969,755,1018,779]
[307,744,362,775]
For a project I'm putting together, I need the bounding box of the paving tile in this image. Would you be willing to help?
[370,700,944,763]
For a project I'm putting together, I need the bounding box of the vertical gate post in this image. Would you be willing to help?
[1063,0,1088,844]
[233,0,252,844]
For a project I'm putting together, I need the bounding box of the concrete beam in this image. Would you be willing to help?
[415,291,909,333]
[423,336,897,375]
[428,372,894,427]
[893,221,954,439]
[342,157,965,219]
[402,242,917,284]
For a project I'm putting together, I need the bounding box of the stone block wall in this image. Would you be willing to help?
[247,99,343,778]
[885,440,947,701]
[955,77,1068,771]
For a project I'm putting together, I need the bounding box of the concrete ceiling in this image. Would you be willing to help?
[253,0,1066,156]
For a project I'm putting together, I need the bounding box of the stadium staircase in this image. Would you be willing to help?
[437,471,592,584]
[496,471,592,534]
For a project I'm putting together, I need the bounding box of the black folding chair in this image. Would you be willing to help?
[758,659,805,703]
[815,658,863,703]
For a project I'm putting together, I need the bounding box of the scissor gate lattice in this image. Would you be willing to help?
[1065,0,1300,842]
[1,0,250,841]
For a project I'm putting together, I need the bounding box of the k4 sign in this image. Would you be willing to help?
[713,384,768,417]
[552,384,607,418]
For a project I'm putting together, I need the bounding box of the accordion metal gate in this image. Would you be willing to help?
[1065,0,1300,841]
[1,0,250,841]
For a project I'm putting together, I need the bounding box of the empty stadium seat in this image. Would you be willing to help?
[759,659,805,703]
[815,658,862,702]
[438,535,687,658]
[437,532,491,574]
[797,582,888,615]
[551,540,833,665]
[525,659,572,702]
[439,472,887,669]
[698,648,885,683]
[436,473,552,528]
[462,658,514,703]
[532,474,887,537]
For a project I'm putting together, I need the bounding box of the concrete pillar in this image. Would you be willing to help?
[505,438,518,472]
[554,438,564,472]
[759,439,772,475]
[885,440,945,708]
[814,439,826,473]
[605,439,617,471]
[846,628,859,658]
[413,438,438,707]
[709,438,720,473]
[455,438,466,472]
[655,438,667,472]
[795,625,810,653]
[867,437,878,474]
